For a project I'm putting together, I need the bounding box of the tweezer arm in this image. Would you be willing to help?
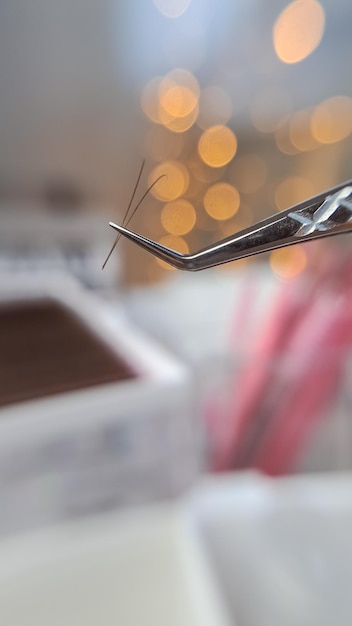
[109,180,352,271]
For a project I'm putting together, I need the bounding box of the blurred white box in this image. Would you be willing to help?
[0,503,231,626]
[0,206,119,289]
[192,472,352,626]
[0,276,198,534]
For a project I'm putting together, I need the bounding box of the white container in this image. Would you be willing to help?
[0,503,231,626]
[0,276,198,534]
[191,472,352,626]
[0,206,119,289]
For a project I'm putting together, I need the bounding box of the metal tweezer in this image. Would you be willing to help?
[109,180,352,271]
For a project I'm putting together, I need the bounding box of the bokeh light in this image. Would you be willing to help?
[204,183,240,221]
[159,70,199,118]
[311,96,352,144]
[149,161,189,201]
[141,70,199,132]
[275,176,314,211]
[161,199,196,235]
[198,125,237,167]
[273,0,325,64]
[275,120,300,155]
[154,69,200,132]
[289,109,319,151]
[163,105,199,133]
[270,245,307,279]
[230,155,267,194]
[197,86,233,130]
[156,235,189,270]
[153,0,191,19]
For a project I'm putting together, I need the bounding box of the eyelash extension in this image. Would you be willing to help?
[102,162,166,270]
[102,159,145,270]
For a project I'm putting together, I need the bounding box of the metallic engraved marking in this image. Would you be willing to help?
[288,186,352,237]
[288,211,328,232]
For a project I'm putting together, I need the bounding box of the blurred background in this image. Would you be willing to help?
[1,0,352,283]
[1,1,352,625]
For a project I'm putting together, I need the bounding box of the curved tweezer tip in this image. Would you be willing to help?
[109,180,352,271]
[109,222,188,270]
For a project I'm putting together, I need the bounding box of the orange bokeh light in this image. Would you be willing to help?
[204,183,240,221]
[311,96,352,144]
[289,109,319,151]
[270,245,307,279]
[163,105,199,133]
[149,161,189,201]
[160,84,197,119]
[161,199,196,235]
[275,121,300,155]
[158,69,199,133]
[273,0,325,64]
[141,70,199,133]
[198,125,237,168]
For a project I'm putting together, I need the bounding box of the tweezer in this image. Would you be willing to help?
[109,180,352,271]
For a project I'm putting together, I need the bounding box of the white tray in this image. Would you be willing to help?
[0,503,230,626]
[0,276,198,533]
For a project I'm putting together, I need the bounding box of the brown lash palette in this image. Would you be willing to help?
[0,298,135,408]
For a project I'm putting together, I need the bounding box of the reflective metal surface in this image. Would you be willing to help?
[109,180,352,271]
